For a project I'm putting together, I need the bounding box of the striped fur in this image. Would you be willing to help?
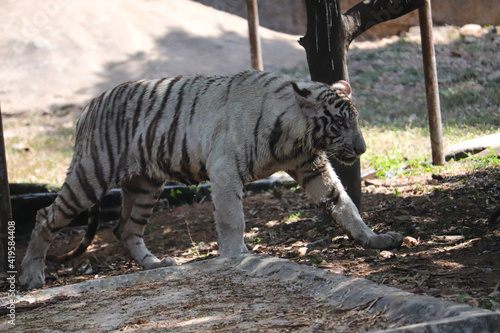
[20,70,403,290]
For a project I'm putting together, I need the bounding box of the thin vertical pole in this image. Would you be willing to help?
[246,0,264,71]
[418,0,444,165]
[0,104,13,273]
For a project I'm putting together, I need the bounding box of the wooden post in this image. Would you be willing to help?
[418,0,444,165]
[246,0,263,71]
[0,104,13,273]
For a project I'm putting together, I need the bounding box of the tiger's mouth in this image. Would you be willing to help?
[336,155,357,165]
[331,143,365,165]
[331,151,358,165]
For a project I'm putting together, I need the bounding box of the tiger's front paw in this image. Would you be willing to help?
[19,269,45,291]
[142,257,177,270]
[366,231,404,250]
[218,242,250,257]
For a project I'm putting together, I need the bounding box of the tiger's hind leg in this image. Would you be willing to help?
[20,169,107,290]
[113,175,176,269]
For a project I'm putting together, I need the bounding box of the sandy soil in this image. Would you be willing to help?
[0,0,306,114]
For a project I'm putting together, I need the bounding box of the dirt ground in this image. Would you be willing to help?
[9,166,500,315]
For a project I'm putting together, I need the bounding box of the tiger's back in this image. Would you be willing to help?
[74,70,327,188]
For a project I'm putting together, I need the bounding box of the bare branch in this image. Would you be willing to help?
[344,0,425,44]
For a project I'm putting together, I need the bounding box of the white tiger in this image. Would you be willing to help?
[20,70,403,290]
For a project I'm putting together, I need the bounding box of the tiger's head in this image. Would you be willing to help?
[291,79,366,165]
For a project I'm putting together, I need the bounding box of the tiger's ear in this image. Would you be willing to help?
[291,81,312,99]
[331,80,351,98]
[291,82,317,114]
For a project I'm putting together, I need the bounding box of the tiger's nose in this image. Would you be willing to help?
[355,144,366,156]
[354,135,366,156]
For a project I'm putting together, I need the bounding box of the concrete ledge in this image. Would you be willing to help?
[5,254,499,332]
[369,312,500,333]
[232,255,499,331]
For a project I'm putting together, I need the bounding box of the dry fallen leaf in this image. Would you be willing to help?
[403,236,419,247]
[298,247,308,256]
[379,250,395,259]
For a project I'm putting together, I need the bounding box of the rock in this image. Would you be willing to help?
[12,142,34,152]
[459,24,487,38]
[483,268,493,274]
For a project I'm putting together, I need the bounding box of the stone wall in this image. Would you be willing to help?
[193,0,500,38]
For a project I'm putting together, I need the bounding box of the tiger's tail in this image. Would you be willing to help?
[46,202,101,263]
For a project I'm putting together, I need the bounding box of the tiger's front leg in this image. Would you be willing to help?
[289,156,403,249]
[209,159,249,256]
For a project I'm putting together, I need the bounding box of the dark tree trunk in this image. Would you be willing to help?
[299,0,425,209]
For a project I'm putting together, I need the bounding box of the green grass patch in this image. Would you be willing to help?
[284,212,302,223]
